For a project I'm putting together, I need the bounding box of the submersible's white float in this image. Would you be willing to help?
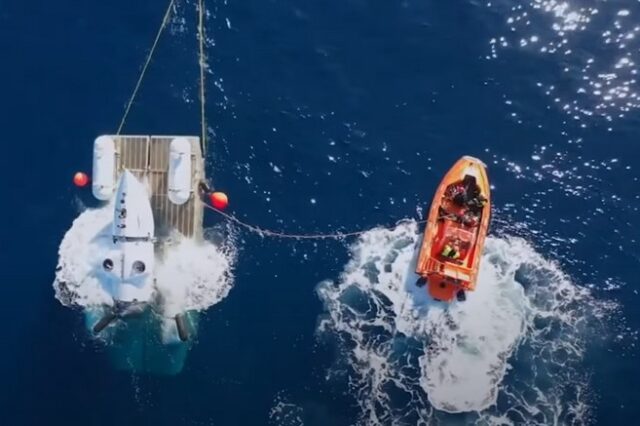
[168,137,192,205]
[91,135,116,201]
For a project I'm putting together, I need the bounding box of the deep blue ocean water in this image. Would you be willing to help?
[1,0,639,425]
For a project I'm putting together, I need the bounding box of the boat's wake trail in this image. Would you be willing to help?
[53,203,236,327]
[316,221,619,424]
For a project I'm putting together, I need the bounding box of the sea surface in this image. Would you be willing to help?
[1,0,639,425]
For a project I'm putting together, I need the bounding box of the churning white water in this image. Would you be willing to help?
[53,202,236,328]
[317,221,618,424]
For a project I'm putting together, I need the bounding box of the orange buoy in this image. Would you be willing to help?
[73,172,89,187]
[210,192,229,210]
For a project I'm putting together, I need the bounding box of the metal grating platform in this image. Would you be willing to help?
[111,135,205,240]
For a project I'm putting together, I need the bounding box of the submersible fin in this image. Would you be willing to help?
[93,312,117,334]
[175,314,190,342]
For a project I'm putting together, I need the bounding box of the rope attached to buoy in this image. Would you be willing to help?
[203,202,426,240]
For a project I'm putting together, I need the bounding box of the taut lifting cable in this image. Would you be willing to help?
[114,2,420,241]
[197,0,208,155]
[117,0,177,135]
[203,203,427,240]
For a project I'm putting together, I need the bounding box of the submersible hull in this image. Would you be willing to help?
[88,135,205,375]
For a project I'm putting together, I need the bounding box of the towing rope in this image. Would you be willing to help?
[203,203,427,240]
[117,0,176,135]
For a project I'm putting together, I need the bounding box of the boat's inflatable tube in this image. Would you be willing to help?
[175,313,189,342]
[168,138,191,205]
[92,136,116,201]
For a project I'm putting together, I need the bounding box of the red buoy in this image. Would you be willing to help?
[210,192,229,210]
[73,172,89,187]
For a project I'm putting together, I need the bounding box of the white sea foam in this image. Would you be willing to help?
[53,203,236,319]
[53,202,115,307]
[317,221,617,424]
[155,236,235,317]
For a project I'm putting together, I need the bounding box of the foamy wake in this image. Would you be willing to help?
[317,221,618,424]
[53,202,236,319]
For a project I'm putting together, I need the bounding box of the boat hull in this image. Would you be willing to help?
[415,156,491,302]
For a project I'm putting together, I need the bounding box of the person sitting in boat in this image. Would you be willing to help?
[439,206,481,227]
[462,176,487,213]
[461,210,480,227]
[446,175,487,212]
[445,179,467,206]
[441,240,461,259]
[467,194,487,214]
[438,206,461,222]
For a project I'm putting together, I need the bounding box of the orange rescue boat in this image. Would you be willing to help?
[415,156,491,302]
